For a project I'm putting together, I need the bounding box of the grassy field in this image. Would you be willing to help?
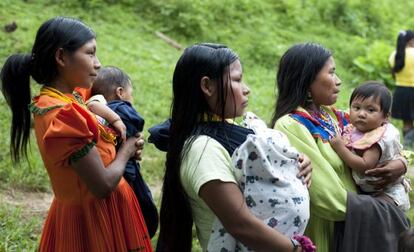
[1,0,414,251]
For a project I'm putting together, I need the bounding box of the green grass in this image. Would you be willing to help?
[0,204,43,251]
[1,0,414,250]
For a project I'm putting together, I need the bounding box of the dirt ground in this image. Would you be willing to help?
[1,188,52,220]
[0,183,162,221]
[1,166,413,219]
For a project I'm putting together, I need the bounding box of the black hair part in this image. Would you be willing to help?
[271,43,332,126]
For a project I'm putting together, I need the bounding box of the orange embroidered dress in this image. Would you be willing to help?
[30,87,152,252]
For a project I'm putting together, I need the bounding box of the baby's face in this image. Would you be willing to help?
[349,96,387,132]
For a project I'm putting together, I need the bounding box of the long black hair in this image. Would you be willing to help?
[0,16,96,163]
[271,43,331,126]
[392,30,414,74]
[157,43,238,251]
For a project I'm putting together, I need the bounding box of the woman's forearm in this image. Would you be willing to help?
[226,207,294,252]
[365,158,407,189]
[70,147,126,198]
[101,149,130,194]
[200,180,295,252]
[71,137,139,198]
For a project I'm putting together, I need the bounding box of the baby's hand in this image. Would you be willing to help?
[329,135,344,149]
[112,119,127,142]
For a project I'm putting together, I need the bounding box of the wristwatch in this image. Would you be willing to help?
[290,237,301,251]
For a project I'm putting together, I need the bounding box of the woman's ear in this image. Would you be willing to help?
[115,86,124,100]
[200,76,215,97]
[55,48,66,67]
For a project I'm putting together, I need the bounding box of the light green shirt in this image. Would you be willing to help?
[274,106,356,252]
[180,135,237,251]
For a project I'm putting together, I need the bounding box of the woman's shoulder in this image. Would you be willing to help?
[181,135,235,195]
[406,47,414,55]
[274,107,304,123]
[276,107,317,127]
[182,135,232,174]
[186,135,228,157]
[404,48,414,65]
[31,95,91,122]
[30,91,87,114]
[31,95,99,141]
[29,94,67,115]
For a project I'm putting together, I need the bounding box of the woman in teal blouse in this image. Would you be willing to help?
[271,43,408,252]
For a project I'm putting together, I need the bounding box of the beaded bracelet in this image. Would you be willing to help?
[290,237,300,251]
[292,235,316,252]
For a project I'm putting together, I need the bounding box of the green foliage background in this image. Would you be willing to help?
[1,0,414,250]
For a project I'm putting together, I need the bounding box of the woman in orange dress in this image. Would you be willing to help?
[0,17,153,251]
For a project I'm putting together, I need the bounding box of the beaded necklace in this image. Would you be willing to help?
[202,113,235,124]
[40,86,80,103]
[40,86,117,145]
[309,107,340,138]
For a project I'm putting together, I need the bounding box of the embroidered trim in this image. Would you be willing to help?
[28,102,63,115]
[332,108,350,132]
[69,141,96,164]
[290,114,329,143]
[290,107,350,143]
[98,124,118,145]
[309,108,339,137]
[73,91,85,105]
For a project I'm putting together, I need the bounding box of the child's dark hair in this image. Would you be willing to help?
[0,16,95,163]
[91,66,131,100]
[393,30,414,74]
[349,81,392,116]
[398,228,414,252]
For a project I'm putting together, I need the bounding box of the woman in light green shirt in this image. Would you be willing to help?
[271,43,408,252]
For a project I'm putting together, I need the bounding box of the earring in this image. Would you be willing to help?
[306,91,313,103]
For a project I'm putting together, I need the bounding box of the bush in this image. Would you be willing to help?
[352,41,394,88]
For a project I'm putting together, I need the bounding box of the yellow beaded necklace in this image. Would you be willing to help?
[40,86,78,103]
[40,86,117,145]
[202,113,235,124]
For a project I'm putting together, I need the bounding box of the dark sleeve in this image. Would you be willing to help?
[108,101,145,137]
[148,119,171,152]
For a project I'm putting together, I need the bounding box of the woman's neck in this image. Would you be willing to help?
[48,78,74,94]
[305,103,321,114]
[407,39,414,48]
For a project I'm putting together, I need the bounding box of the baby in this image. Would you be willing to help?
[330,81,410,211]
[87,66,158,237]
[207,112,313,252]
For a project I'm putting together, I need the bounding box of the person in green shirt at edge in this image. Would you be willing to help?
[271,43,409,252]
